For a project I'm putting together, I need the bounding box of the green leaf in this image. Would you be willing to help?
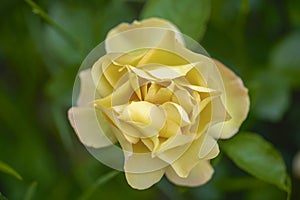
[249,71,290,122]
[141,0,211,41]
[78,171,120,200]
[24,182,38,200]
[0,160,22,180]
[0,192,8,200]
[25,0,80,50]
[219,132,291,195]
[270,32,300,88]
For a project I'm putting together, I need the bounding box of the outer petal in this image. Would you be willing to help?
[124,150,168,173]
[210,60,250,139]
[168,134,205,178]
[166,160,213,187]
[106,18,184,53]
[76,69,97,107]
[199,135,220,159]
[125,168,165,190]
[68,107,116,148]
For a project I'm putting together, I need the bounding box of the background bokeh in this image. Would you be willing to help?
[0,0,299,199]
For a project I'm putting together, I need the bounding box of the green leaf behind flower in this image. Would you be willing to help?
[141,0,211,41]
[219,132,291,196]
[0,192,8,200]
[0,160,22,180]
[270,32,300,88]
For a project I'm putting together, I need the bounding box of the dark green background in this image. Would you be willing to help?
[0,0,299,199]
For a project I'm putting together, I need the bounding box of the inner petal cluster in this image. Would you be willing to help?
[93,48,230,159]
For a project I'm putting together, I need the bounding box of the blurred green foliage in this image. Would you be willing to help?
[0,0,299,199]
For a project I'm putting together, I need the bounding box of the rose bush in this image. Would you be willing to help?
[68,18,250,189]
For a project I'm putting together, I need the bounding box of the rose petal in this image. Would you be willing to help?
[116,101,166,138]
[168,134,206,178]
[157,142,191,164]
[125,168,165,190]
[76,69,97,107]
[68,107,116,148]
[199,135,220,159]
[166,160,213,187]
[145,84,174,105]
[210,60,250,139]
[194,97,231,136]
[172,89,195,114]
[156,134,194,154]
[161,102,191,126]
[106,18,184,53]
[124,150,168,173]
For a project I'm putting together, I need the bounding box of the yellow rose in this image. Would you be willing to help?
[68,18,250,189]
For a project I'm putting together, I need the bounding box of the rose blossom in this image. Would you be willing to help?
[68,18,250,189]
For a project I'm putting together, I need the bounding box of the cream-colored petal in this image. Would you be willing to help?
[172,89,195,114]
[106,18,184,53]
[125,168,165,190]
[166,160,214,187]
[117,101,166,138]
[192,97,230,136]
[156,134,193,154]
[94,81,134,108]
[145,86,173,105]
[141,137,160,152]
[68,107,115,148]
[91,55,115,97]
[76,69,97,107]
[129,72,142,100]
[210,60,250,139]
[157,142,190,164]
[161,102,191,126]
[124,150,168,173]
[168,134,206,178]
[136,62,197,80]
[199,135,220,159]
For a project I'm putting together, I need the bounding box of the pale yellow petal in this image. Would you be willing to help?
[125,168,165,190]
[68,107,115,148]
[168,134,206,178]
[91,56,114,97]
[172,89,195,114]
[116,101,166,138]
[135,62,197,80]
[199,135,220,159]
[211,60,250,139]
[157,142,190,164]
[166,160,213,187]
[106,18,184,53]
[156,134,193,154]
[124,150,168,173]
[191,97,230,136]
[161,102,191,126]
[94,81,134,108]
[76,69,97,107]
[145,85,173,104]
